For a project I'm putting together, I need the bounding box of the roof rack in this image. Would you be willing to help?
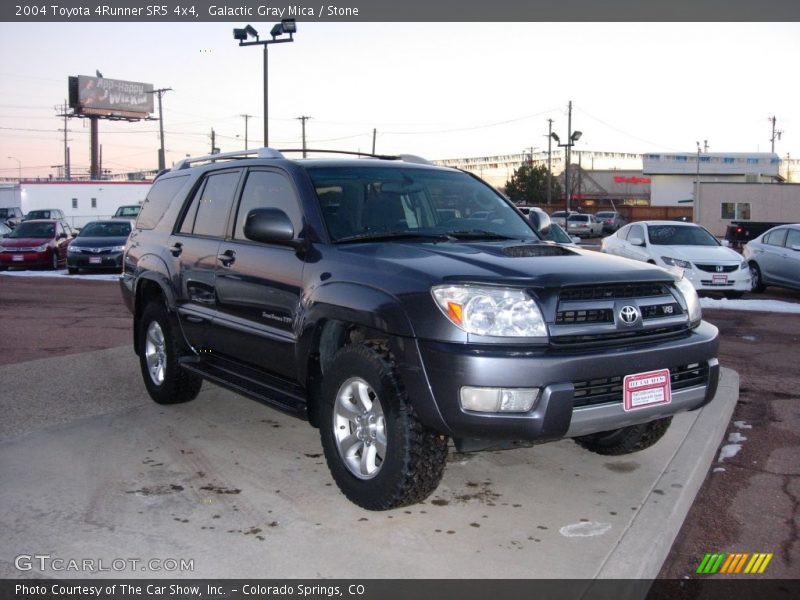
[173,147,284,170]
[170,147,433,172]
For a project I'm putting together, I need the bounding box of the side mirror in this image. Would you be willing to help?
[58,232,67,240]
[720,239,731,247]
[629,236,645,247]
[570,236,581,245]
[244,208,299,247]
[528,210,552,233]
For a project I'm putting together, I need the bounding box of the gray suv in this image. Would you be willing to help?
[121,148,719,510]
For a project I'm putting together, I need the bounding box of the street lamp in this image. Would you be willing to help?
[233,19,297,147]
[7,156,21,180]
[550,128,583,215]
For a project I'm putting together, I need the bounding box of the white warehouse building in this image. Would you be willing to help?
[2,180,152,228]
[643,152,782,207]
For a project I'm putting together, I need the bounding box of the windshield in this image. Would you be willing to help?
[9,221,55,239]
[0,209,11,217]
[647,224,719,246]
[307,166,537,243]
[115,206,140,217]
[26,211,50,219]
[79,221,131,237]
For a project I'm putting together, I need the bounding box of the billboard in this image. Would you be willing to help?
[69,75,154,119]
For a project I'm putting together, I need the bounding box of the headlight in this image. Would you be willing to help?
[675,276,702,325]
[35,244,48,252]
[432,285,547,337]
[111,245,125,252]
[661,256,692,269]
[740,260,748,270]
[68,245,80,253]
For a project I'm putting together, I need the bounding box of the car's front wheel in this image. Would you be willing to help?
[573,417,672,455]
[319,343,448,510]
[749,262,766,293]
[138,302,202,405]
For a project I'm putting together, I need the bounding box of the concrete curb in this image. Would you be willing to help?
[596,367,739,578]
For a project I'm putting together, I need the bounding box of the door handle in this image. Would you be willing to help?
[169,242,183,257]
[217,249,236,267]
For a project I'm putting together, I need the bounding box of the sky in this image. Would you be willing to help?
[1,22,799,179]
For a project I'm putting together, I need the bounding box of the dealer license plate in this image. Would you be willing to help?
[12,254,24,262]
[623,368,672,411]
[89,256,102,264]
[712,274,728,285]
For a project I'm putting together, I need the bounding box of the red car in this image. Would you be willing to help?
[0,219,74,271]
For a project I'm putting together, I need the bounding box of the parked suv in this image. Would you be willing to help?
[24,208,66,222]
[121,148,720,510]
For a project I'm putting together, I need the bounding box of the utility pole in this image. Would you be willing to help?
[147,88,172,171]
[296,115,311,158]
[703,139,709,152]
[523,146,536,165]
[769,116,783,153]
[240,114,253,149]
[372,128,377,154]
[695,141,701,224]
[566,100,573,215]
[211,128,217,154]
[546,118,553,206]
[56,100,72,180]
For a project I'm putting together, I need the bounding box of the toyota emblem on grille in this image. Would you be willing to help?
[619,305,639,325]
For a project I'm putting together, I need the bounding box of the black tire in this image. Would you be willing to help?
[319,343,448,510]
[67,267,78,275]
[138,302,202,405]
[51,251,59,270]
[573,417,672,456]
[749,262,766,293]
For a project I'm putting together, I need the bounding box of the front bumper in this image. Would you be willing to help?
[399,321,719,442]
[67,251,123,270]
[0,250,50,267]
[684,267,751,293]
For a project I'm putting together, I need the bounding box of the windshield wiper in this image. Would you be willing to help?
[335,230,455,244]
[443,229,518,240]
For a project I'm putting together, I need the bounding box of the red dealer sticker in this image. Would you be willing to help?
[623,368,672,412]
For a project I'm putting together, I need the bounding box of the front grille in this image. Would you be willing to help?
[559,283,670,301]
[556,308,613,325]
[573,362,709,408]
[695,264,738,273]
[1,247,38,252]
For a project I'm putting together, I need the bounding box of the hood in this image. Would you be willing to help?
[332,240,676,295]
[71,235,129,248]
[654,244,742,264]
[0,237,52,248]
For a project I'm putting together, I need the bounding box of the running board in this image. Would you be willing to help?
[179,357,308,419]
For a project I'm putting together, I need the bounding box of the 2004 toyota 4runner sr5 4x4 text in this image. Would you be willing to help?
[121,148,719,510]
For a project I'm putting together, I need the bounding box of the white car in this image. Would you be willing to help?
[567,214,603,237]
[601,221,751,297]
[549,210,578,227]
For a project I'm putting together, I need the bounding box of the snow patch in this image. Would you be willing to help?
[718,444,742,462]
[700,297,800,314]
[559,521,612,538]
[0,269,119,282]
[728,432,748,443]
[712,467,726,473]
[734,421,753,430]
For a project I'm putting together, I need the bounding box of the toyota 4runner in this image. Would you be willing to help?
[121,148,719,510]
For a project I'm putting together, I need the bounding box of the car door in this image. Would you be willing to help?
[757,228,788,285]
[213,168,306,381]
[168,169,242,351]
[774,228,800,286]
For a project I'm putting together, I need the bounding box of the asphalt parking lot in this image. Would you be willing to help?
[1,272,797,580]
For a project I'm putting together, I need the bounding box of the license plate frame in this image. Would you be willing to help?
[712,274,728,285]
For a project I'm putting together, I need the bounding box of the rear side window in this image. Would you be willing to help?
[786,229,800,248]
[180,171,240,238]
[763,229,787,247]
[137,175,189,230]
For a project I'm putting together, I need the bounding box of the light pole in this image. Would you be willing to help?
[7,156,21,180]
[146,87,172,171]
[234,19,297,147]
[550,129,583,216]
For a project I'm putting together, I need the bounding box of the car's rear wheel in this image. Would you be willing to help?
[749,262,766,293]
[67,267,78,275]
[138,302,202,405]
[573,417,672,456]
[319,343,448,510]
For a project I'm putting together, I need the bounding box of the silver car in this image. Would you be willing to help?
[743,224,800,292]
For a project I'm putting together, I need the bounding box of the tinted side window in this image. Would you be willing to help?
[137,175,189,230]
[234,170,301,240]
[191,171,240,238]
